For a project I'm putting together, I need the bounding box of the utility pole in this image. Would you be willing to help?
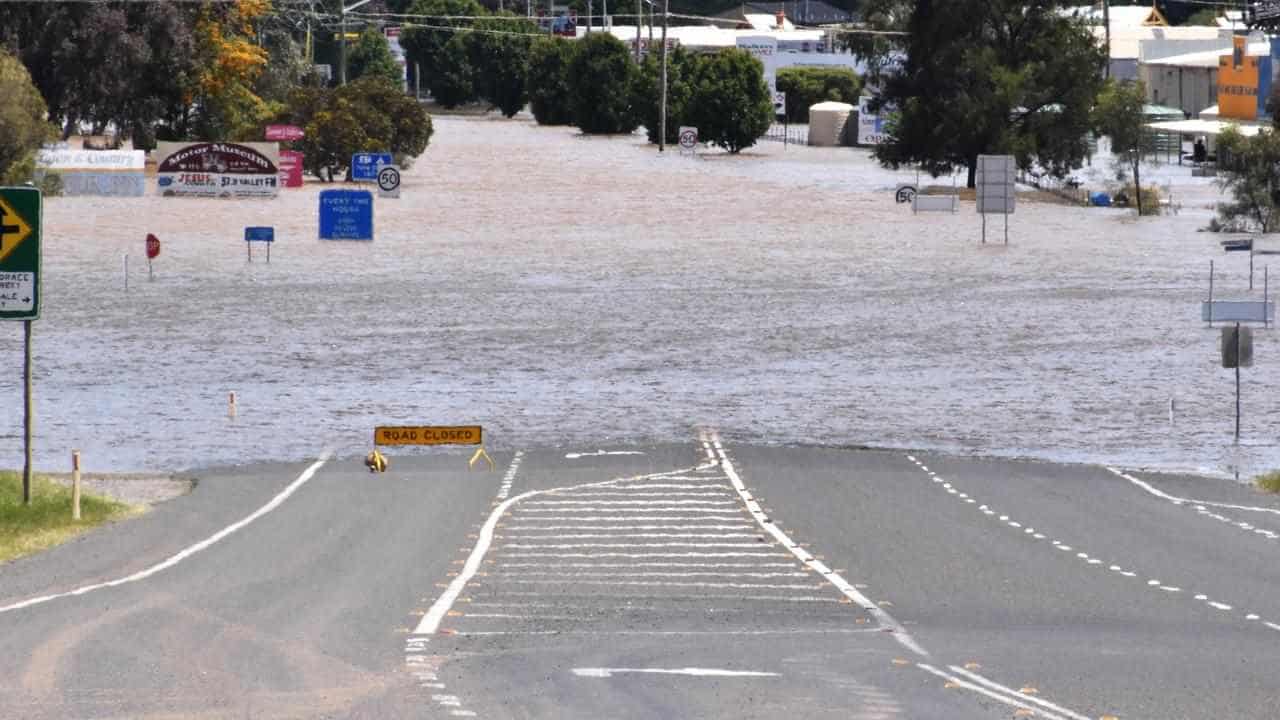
[635,0,641,61]
[338,0,374,85]
[1103,0,1111,79]
[659,0,669,151]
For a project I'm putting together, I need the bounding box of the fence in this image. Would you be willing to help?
[760,122,809,146]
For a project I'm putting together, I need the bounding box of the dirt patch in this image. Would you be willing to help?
[42,473,193,507]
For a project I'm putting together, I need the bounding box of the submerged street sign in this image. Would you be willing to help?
[375,426,483,446]
[0,187,40,320]
[1202,300,1274,323]
[352,153,394,182]
[319,189,374,241]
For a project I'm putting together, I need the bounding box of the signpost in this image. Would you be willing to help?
[145,233,160,279]
[319,189,374,241]
[351,152,394,183]
[0,187,40,504]
[377,165,401,199]
[678,127,698,155]
[976,154,1015,244]
[1202,259,1271,442]
[265,124,305,142]
[245,226,274,262]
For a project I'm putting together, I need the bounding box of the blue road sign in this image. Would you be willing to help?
[244,226,275,243]
[319,189,374,241]
[351,153,394,183]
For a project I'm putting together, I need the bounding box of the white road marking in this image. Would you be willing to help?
[501,542,769,549]
[1107,467,1280,521]
[0,452,333,616]
[563,492,735,498]
[500,552,789,559]
[565,450,647,459]
[527,499,738,506]
[705,431,927,657]
[458,628,876,636]
[415,466,705,634]
[510,515,747,522]
[497,562,798,569]
[504,525,756,531]
[503,533,761,540]
[947,665,1093,720]
[502,579,820,589]
[485,591,843,602]
[917,664,1069,720]
[496,450,524,500]
[501,571,810,579]
[572,667,779,678]
[517,507,744,513]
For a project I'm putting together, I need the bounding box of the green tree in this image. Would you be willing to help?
[775,67,861,123]
[0,50,56,184]
[431,33,476,108]
[686,48,773,153]
[467,15,538,117]
[1215,127,1280,233]
[631,45,697,145]
[874,0,1105,187]
[349,27,403,87]
[527,36,576,125]
[1092,78,1152,215]
[400,0,486,95]
[567,32,637,134]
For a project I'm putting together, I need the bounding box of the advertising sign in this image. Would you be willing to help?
[319,189,374,241]
[857,96,890,146]
[35,149,145,197]
[265,124,305,141]
[278,150,304,188]
[156,142,279,198]
[0,187,40,321]
[1218,35,1263,121]
[351,152,394,183]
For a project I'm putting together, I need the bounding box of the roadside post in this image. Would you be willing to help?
[245,226,274,262]
[71,450,81,521]
[976,155,1015,244]
[0,187,41,504]
[1202,260,1272,442]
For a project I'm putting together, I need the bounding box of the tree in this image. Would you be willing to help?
[0,51,56,184]
[431,33,476,108]
[467,16,537,117]
[189,0,273,140]
[631,45,697,145]
[527,36,577,125]
[400,0,486,95]
[775,67,861,123]
[1214,127,1280,233]
[1092,78,1152,215]
[873,0,1105,188]
[349,27,403,87]
[686,48,773,153]
[567,32,637,134]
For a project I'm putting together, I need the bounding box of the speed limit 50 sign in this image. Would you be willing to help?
[377,165,401,199]
[678,126,698,155]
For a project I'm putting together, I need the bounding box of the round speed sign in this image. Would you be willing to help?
[678,127,698,150]
[377,166,401,194]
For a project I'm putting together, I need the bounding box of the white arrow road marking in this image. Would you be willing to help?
[565,450,647,459]
[572,667,780,678]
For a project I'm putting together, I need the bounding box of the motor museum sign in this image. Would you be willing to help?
[155,142,280,198]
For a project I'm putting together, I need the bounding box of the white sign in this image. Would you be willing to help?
[976,154,1016,214]
[735,35,777,59]
[378,165,401,199]
[36,149,147,197]
[857,96,890,146]
[0,272,34,313]
[678,126,698,154]
[36,149,144,170]
[773,91,787,116]
[1202,301,1274,323]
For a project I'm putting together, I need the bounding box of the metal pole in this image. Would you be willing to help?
[339,7,347,85]
[1250,244,1255,290]
[22,320,32,505]
[658,0,669,152]
[636,0,642,61]
[1209,259,1215,325]
[1266,265,1270,328]
[415,62,421,98]
[587,0,592,33]
[1236,322,1241,443]
[1103,0,1111,80]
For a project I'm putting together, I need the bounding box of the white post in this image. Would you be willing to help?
[72,450,81,521]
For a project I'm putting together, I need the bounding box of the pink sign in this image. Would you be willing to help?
[278,150,304,188]
[265,124,305,141]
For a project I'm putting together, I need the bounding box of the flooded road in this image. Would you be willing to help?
[0,115,1272,478]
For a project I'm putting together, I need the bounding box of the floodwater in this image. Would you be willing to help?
[0,115,1274,479]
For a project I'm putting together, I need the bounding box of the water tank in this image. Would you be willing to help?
[808,101,855,147]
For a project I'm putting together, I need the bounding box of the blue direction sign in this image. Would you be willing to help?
[351,153,394,183]
[319,189,374,241]
[244,226,274,243]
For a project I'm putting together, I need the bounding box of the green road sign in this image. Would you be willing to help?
[0,187,40,321]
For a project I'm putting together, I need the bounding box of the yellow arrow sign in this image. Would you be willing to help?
[0,195,33,265]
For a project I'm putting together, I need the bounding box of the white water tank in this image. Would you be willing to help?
[808,101,855,147]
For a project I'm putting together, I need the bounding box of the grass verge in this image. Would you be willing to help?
[1255,471,1280,494]
[0,471,141,565]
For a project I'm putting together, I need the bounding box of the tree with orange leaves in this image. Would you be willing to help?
[189,0,275,140]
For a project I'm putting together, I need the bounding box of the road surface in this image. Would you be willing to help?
[1,433,1278,719]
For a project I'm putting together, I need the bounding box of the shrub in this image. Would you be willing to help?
[686,48,773,153]
[528,36,576,125]
[776,67,861,123]
[631,46,698,145]
[0,51,56,183]
[467,16,538,117]
[1256,470,1280,494]
[567,33,638,134]
[348,27,404,87]
[430,33,476,108]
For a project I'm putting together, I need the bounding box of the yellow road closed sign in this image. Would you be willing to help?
[375,425,483,446]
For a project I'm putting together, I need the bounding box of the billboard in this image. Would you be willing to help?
[1218,36,1263,121]
[857,96,890,145]
[278,150,304,188]
[155,142,279,198]
[35,149,145,197]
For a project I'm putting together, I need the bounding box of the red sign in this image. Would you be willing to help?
[278,150,304,188]
[145,233,160,260]
[265,124,305,142]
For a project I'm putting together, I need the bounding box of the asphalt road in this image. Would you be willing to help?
[1,435,1278,719]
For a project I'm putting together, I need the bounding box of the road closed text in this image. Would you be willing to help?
[374,425,483,446]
